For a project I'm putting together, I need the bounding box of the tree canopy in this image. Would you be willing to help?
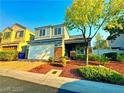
[105,15,124,40]
[94,33,109,49]
[65,0,124,65]
[65,0,124,39]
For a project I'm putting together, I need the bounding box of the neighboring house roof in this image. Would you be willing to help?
[2,23,34,35]
[11,23,26,29]
[2,23,27,32]
[3,27,13,32]
[108,34,124,49]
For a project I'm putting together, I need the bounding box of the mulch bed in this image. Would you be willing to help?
[29,63,82,79]
[29,60,124,79]
[106,61,124,76]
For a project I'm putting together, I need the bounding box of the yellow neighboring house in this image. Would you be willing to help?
[0,23,34,52]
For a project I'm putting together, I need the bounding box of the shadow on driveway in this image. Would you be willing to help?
[57,80,124,93]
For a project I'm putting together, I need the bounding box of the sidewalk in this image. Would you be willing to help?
[0,68,124,93]
[0,62,45,71]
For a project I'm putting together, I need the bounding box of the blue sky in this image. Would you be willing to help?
[0,0,109,46]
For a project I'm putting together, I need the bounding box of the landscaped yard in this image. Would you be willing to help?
[29,60,124,79]
[0,59,124,85]
[0,60,123,80]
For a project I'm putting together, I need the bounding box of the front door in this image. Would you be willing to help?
[65,43,84,58]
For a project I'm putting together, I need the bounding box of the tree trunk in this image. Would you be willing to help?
[85,43,89,65]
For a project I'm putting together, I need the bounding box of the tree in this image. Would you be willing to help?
[65,0,124,65]
[94,33,109,54]
[94,33,109,49]
[104,15,124,40]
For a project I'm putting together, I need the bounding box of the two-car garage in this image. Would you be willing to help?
[28,38,63,60]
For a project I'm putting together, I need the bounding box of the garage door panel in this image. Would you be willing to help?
[28,44,54,60]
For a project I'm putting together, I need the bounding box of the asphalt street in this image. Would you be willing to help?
[0,76,75,93]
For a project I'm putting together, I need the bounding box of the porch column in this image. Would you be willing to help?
[62,39,65,57]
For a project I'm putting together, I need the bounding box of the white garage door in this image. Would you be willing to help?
[28,44,54,60]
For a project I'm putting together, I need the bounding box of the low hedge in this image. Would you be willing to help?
[103,52,118,61]
[0,50,18,61]
[72,54,101,61]
[88,54,100,61]
[77,65,124,85]
[117,55,124,63]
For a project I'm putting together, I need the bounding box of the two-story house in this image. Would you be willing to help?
[28,24,88,60]
[0,23,35,52]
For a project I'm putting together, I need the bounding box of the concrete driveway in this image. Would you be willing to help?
[0,61,45,71]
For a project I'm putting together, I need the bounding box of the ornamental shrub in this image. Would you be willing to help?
[60,56,69,66]
[77,65,124,85]
[48,57,55,63]
[100,55,109,66]
[88,54,100,61]
[73,54,85,60]
[0,50,18,61]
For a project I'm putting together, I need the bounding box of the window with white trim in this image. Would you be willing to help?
[54,27,63,36]
[16,31,24,38]
[4,32,11,39]
[40,29,45,36]
[39,29,49,37]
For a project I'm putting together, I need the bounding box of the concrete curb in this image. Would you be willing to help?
[0,69,124,93]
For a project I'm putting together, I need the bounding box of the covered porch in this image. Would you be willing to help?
[65,37,85,58]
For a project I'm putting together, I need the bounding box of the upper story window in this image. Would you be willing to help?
[4,32,11,39]
[54,27,63,36]
[39,29,49,37]
[16,31,24,38]
[40,29,45,36]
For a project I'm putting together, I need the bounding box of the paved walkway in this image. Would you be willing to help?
[0,68,124,93]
